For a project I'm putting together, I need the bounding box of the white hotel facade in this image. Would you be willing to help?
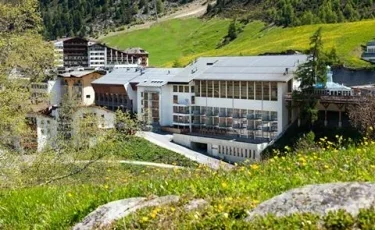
[95,55,307,162]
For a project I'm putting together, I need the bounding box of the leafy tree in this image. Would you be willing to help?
[156,0,164,14]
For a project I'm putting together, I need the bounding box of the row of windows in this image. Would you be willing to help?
[173,115,189,124]
[95,93,128,104]
[195,80,278,101]
[141,92,159,100]
[173,106,190,114]
[218,146,257,159]
[191,106,277,120]
[173,85,194,93]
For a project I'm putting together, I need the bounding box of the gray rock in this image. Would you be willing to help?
[246,182,375,221]
[73,195,179,230]
[183,199,208,211]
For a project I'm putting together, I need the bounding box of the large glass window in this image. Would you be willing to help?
[263,82,270,101]
[196,81,200,97]
[207,80,213,97]
[179,86,183,92]
[184,86,189,93]
[214,81,219,98]
[201,81,207,97]
[220,81,226,98]
[271,82,278,101]
[234,81,240,99]
[248,81,254,100]
[241,82,247,99]
[255,82,262,100]
[173,85,178,92]
[173,95,178,104]
[227,81,233,99]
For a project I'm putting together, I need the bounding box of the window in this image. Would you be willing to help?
[207,81,213,97]
[86,95,91,98]
[214,81,219,98]
[227,81,233,99]
[201,81,207,97]
[271,82,278,101]
[255,82,262,100]
[184,86,189,93]
[234,81,240,99]
[141,92,144,97]
[191,96,195,104]
[179,86,183,92]
[191,86,195,93]
[173,95,178,104]
[195,81,200,97]
[248,81,254,99]
[241,82,247,99]
[263,82,270,100]
[220,81,226,98]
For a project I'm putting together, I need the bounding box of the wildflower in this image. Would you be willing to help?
[107,169,111,172]
[142,216,149,222]
[67,193,73,197]
[105,177,109,180]
[170,207,176,212]
[221,182,228,188]
[370,165,375,169]
[217,204,224,212]
[370,126,373,131]
[250,164,259,170]
[223,213,229,218]
[104,185,109,189]
[252,199,260,205]
[323,165,329,169]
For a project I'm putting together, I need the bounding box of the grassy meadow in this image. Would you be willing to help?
[3,137,375,228]
[102,18,375,68]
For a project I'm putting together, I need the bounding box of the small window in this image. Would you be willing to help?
[179,86,183,92]
[184,86,189,93]
[191,86,195,93]
[173,86,178,92]
[173,95,178,104]
[86,95,91,98]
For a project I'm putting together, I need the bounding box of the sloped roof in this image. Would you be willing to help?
[58,70,105,78]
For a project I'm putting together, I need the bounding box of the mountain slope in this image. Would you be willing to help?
[101,18,375,68]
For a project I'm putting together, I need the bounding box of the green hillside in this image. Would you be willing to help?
[101,18,375,68]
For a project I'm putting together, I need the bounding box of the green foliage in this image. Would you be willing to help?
[0,0,53,150]
[209,0,375,28]
[324,209,355,229]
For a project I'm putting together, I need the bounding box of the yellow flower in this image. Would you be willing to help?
[170,207,176,212]
[142,216,149,222]
[370,165,375,169]
[67,193,73,197]
[250,164,259,170]
[105,177,109,180]
[104,185,109,189]
[221,182,228,188]
[323,165,329,169]
[252,199,260,205]
[107,169,111,172]
[150,212,157,219]
[223,213,229,218]
[217,204,224,212]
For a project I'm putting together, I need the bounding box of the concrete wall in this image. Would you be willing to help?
[48,80,61,105]
[36,115,57,152]
[173,133,268,163]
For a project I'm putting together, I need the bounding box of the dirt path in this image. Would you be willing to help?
[99,0,214,39]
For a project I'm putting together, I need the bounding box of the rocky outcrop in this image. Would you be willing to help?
[246,182,375,221]
[73,195,179,230]
[183,199,208,211]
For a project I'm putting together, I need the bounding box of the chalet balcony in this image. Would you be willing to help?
[247,114,262,120]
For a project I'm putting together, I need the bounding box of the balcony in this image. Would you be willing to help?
[233,124,246,129]
[192,110,204,116]
[219,113,231,118]
[263,117,278,122]
[219,123,232,128]
[247,126,261,131]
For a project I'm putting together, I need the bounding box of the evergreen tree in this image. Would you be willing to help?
[227,20,237,41]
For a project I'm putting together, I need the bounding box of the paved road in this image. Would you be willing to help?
[136,132,233,170]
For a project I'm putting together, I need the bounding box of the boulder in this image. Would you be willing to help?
[73,195,179,230]
[183,199,208,211]
[246,182,375,221]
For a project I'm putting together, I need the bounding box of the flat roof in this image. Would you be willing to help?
[92,68,183,86]
[169,55,307,83]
